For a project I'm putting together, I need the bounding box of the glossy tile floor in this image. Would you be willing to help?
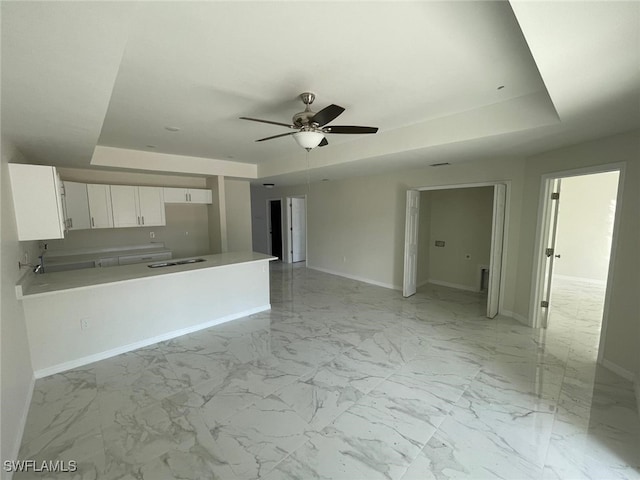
[16,266,640,479]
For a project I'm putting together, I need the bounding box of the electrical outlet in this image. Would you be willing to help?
[80,318,90,330]
[150,231,155,239]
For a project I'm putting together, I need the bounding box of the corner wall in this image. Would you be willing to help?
[251,157,525,305]
[515,130,639,377]
[250,130,639,379]
[1,139,38,469]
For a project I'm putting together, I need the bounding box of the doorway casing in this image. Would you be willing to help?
[403,181,510,319]
[530,163,625,366]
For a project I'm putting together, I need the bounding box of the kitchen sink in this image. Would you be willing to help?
[148,258,206,268]
[176,258,206,264]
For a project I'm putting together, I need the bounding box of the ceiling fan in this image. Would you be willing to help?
[239,92,378,151]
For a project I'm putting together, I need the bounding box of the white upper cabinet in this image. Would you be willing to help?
[110,185,139,228]
[188,188,212,204]
[62,181,91,230]
[9,164,65,240]
[137,186,165,226]
[87,184,114,229]
[111,185,165,228]
[163,187,212,204]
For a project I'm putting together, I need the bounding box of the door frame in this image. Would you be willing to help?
[284,195,308,264]
[266,198,283,259]
[529,163,625,363]
[404,181,511,316]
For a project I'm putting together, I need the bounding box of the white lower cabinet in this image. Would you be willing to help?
[111,185,165,228]
[87,184,114,229]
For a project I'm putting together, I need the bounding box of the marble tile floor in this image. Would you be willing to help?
[15,266,640,479]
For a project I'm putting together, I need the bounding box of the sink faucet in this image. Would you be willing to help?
[33,255,44,274]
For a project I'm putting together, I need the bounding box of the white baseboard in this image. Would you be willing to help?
[427,279,478,293]
[307,265,401,291]
[8,374,36,476]
[501,309,530,326]
[600,358,634,381]
[34,305,270,379]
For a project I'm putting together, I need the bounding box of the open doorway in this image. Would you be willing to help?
[532,167,622,365]
[267,199,283,260]
[403,182,507,318]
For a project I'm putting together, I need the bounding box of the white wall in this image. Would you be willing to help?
[251,158,525,297]
[250,129,639,378]
[515,131,639,377]
[51,168,211,258]
[224,178,253,252]
[553,172,619,282]
[0,140,38,468]
[425,187,493,291]
[45,204,210,259]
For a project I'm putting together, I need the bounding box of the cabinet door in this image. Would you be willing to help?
[163,187,189,203]
[110,185,139,228]
[87,184,114,228]
[137,186,166,226]
[188,188,213,204]
[8,164,65,240]
[63,181,91,230]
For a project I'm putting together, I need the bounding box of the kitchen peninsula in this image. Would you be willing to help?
[17,251,275,378]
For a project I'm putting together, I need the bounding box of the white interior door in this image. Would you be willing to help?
[487,184,506,318]
[290,197,306,263]
[403,189,420,297]
[539,179,562,328]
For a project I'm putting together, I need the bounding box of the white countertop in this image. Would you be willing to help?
[17,251,276,299]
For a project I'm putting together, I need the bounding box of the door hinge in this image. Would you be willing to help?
[545,248,554,257]
[541,300,549,308]
[551,192,560,200]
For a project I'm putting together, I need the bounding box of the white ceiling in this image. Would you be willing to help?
[2,1,638,186]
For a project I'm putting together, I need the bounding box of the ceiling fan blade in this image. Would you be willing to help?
[318,137,329,147]
[324,125,378,134]
[310,104,345,127]
[255,132,295,142]
[240,117,294,128]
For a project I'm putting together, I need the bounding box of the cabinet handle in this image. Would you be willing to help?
[142,216,145,225]
[188,193,191,202]
[185,193,188,202]
[137,216,140,225]
[91,217,95,227]
[69,218,73,229]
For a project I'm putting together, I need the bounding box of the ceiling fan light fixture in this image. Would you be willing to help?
[293,131,324,150]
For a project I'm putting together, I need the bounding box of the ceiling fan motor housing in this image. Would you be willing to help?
[292,110,316,128]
